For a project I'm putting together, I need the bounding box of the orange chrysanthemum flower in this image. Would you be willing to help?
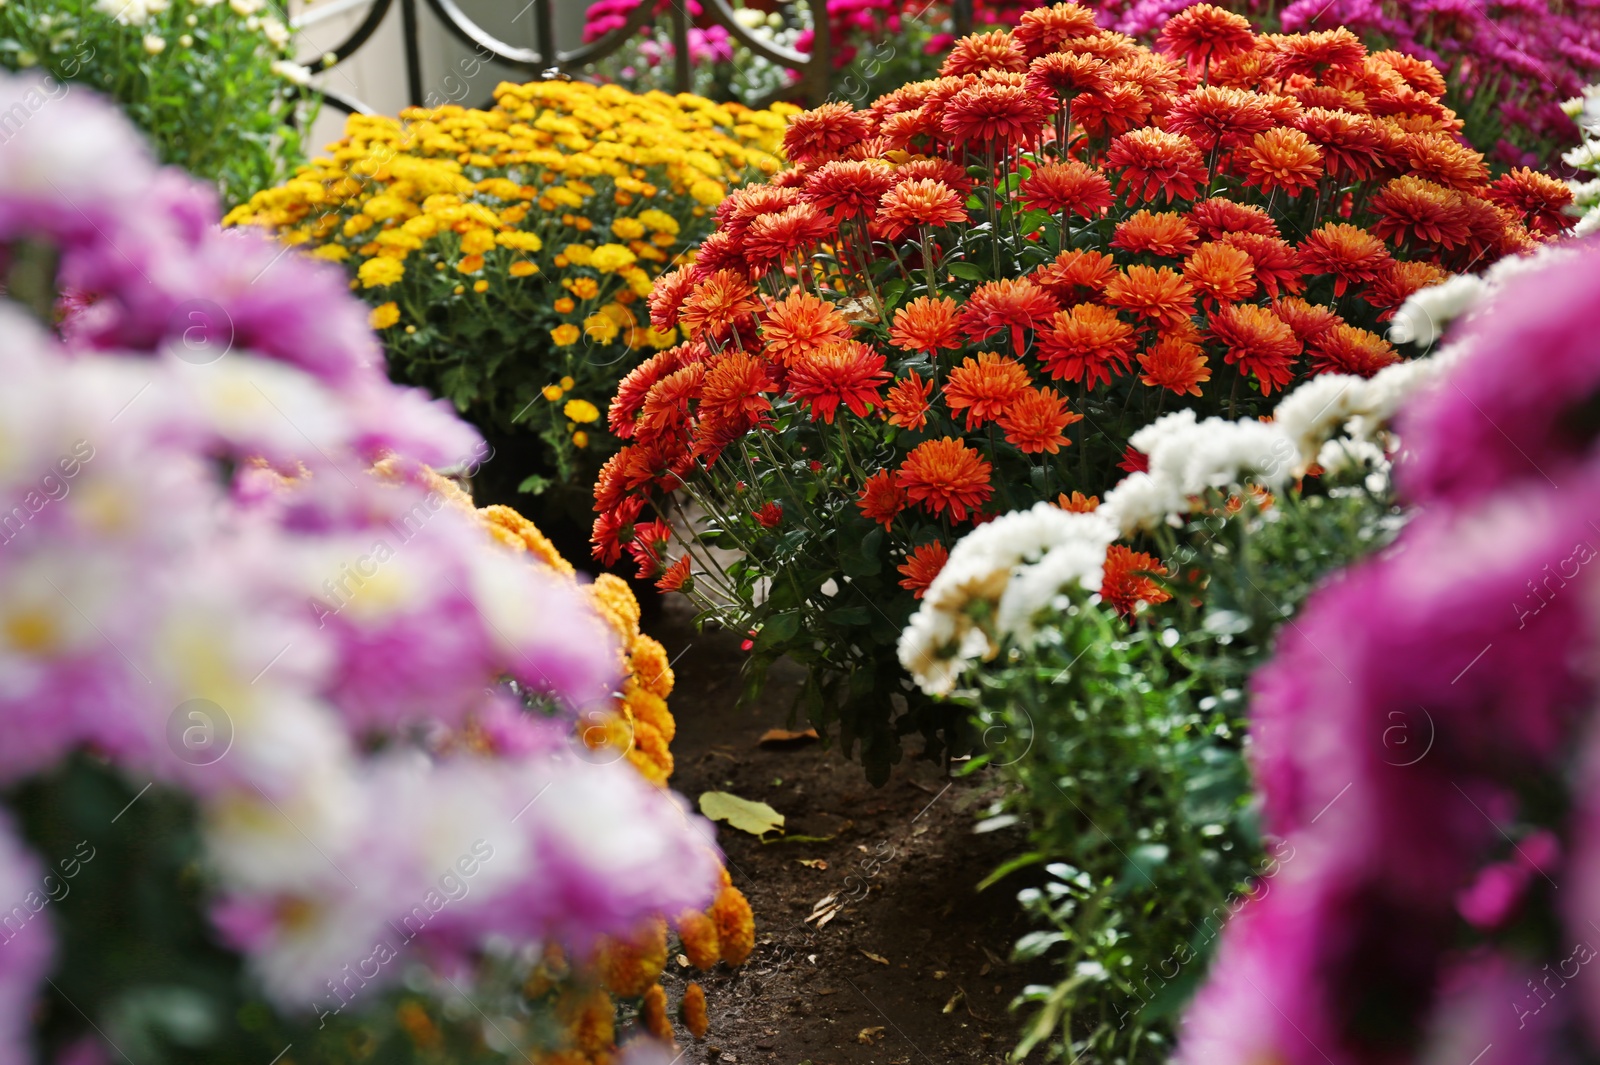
[959,278,1060,356]
[896,438,994,522]
[1112,209,1200,258]
[1100,544,1172,616]
[941,28,1029,76]
[1271,296,1343,344]
[1219,232,1303,299]
[1487,167,1574,238]
[637,363,706,447]
[648,267,696,331]
[1113,52,1187,101]
[804,159,898,221]
[1075,83,1153,137]
[1187,197,1279,240]
[1165,86,1277,151]
[1294,108,1387,180]
[858,468,908,529]
[1183,241,1256,307]
[886,370,934,431]
[897,541,950,598]
[762,290,853,368]
[1032,249,1118,300]
[998,386,1082,454]
[1138,334,1211,397]
[1298,222,1391,297]
[941,82,1053,146]
[1370,49,1447,95]
[889,295,963,353]
[744,203,834,269]
[1019,160,1114,218]
[1237,127,1323,197]
[1103,264,1197,328]
[1366,176,1470,250]
[1016,2,1101,58]
[682,982,710,1039]
[1366,259,1447,320]
[893,156,972,195]
[1104,128,1209,204]
[1401,131,1489,191]
[1266,28,1367,79]
[610,348,680,440]
[698,350,773,432]
[1037,303,1137,389]
[656,554,692,593]
[711,883,754,966]
[784,102,876,163]
[718,184,802,236]
[1158,3,1256,67]
[1208,302,1301,395]
[1057,490,1100,512]
[945,352,1034,430]
[787,341,891,423]
[1026,51,1111,100]
[877,178,969,239]
[679,270,760,344]
[1310,322,1400,377]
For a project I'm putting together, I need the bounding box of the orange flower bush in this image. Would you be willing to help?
[591,2,1566,779]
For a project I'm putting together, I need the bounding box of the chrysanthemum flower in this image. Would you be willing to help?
[945,352,1034,429]
[890,295,963,354]
[1113,52,1187,101]
[1309,322,1399,377]
[1019,160,1113,218]
[896,437,994,522]
[1165,86,1277,151]
[1074,83,1152,136]
[804,159,898,222]
[1486,167,1574,237]
[1271,296,1341,344]
[648,268,696,331]
[626,518,674,580]
[698,351,773,432]
[858,468,908,530]
[1186,197,1279,241]
[787,341,891,423]
[610,348,680,439]
[941,82,1053,147]
[710,883,754,966]
[1294,108,1387,180]
[958,278,1060,355]
[893,541,949,600]
[675,909,719,970]
[892,156,973,196]
[877,178,969,239]
[998,386,1082,454]
[682,982,709,1039]
[1157,3,1256,67]
[1138,334,1211,396]
[1208,302,1301,394]
[1298,222,1391,296]
[637,363,706,446]
[1057,490,1100,512]
[592,495,644,565]
[743,203,833,270]
[1238,127,1324,197]
[941,29,1029,76]
[1219,232,1303,298]
[1015,3,1101,59]
[886,370,935,431]
[656,554,692,593]
[1031,249,1117,299]
[762,290,852,366]
[1366,260,1447,320]
[1184,241,1257,307]
[755,501,783,528]
[1119,444,1150,474]
[1100,544,1172,616]
[1103,264,1197,328]
[1105,128,1209,204]
[1112,209,1200,258]
[718,185,803,241]
[690,229,753,281]
[1401,131,1489,191]
[1369,49,1447,95]
[1265,28,1367,79]
[679,270,759,343]
[1026,52,1111,101]
[1037,303,1137,389]
[784,102,876,164]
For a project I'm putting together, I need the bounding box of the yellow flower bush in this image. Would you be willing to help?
[228,80,794,498]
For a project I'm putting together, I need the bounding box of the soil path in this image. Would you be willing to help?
[645,597,1049,1065]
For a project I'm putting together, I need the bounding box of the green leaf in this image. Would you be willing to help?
[698,791,785,837]
[516,474,551,494]
[880,277,908,311]
[946,261,987,282]
[825,605,872,625]
[756,610,801,649]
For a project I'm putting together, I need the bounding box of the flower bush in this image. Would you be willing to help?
[594,3,1564,779]
[1564,83,1600,234]
[0,73,732,1064]
[225,81,792,501]
[1173,236,1600,1065]
[0,0,313,205]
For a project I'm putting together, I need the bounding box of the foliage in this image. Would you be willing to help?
[594,3,1559,782]
[224,81,792,499]
[0,0,313,205]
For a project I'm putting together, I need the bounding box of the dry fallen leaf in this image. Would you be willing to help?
[797,858,828,870]
[758,727,820,747]
[857,1027,886,1045]
[942,989,965,1015]
[859,949,890,965]
[698,791,785,837]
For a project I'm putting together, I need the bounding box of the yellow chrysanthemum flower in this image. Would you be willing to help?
[590,243,637,274]
[508,261,538,277]
[610,217,646,240]
[357,257,404,288]
[563,398,600,424]
[583,314,620,344]
[542,383,564,401]
[550,323,580,346]
[368,302,400,329]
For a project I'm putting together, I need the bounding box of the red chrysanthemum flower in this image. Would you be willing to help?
[1026,51,1111,101]
[1219,232,1304,298]
[1138,334,1211,396]
[689,229,752,282]
[679,270,760,344]
[1113,52,1187,102]
[1309,322,1400,377]
[1187,197,1279,241]
[1164,86,1277,151]
[877,178,969,240]
[858,468,908,530]
[1368,49,1446,94]
[648,267,696,331]
[889,295,963,354]
[1366,259,1447,320]
[698,350,773,433]
[896,438,994,522]
[1118,444,1149,474]
[636,363,706,446]
[893,156,973,197]
[1100,544,1172,616]
[1057,490,1100,512]
[1031,249,1118,300]
[1271,296,1343,344]
[941,82,1053,147]
[1074,83,1152,136]
[1112,209,1200,258]
[762,290,853,366]
[1208,302,1301,394]
[656,554,692,592]
[1366,176,1471,251]
[1293,107,1387,180]
[958,278,1060,356]
[941,29,1029,76]
[1184,241,1257,307]
[999,386,1082,454]
[784,102,876,164]
[744,203,835,270]
[610,348,680,439]
[1265,28,1367,79]
[627,518,673,580]
[1298,222,1391,297]
[1037,303,1137,389]
[1019,160,1114,218]
[1158,3,1256,68]
[592,495,645,566]
[1103,264,1197,328]
[878,107,941,151]
[1237,127,1323,197]
[804,159,898,222]
[886,370,935,431]
[944,352,1034,430]
[1015,2,1102,59]
[1104,128,1209,204]
[755,501,783,528]
[787,341,891,423]
[897,541,950,599]
[1487,167,1575,238]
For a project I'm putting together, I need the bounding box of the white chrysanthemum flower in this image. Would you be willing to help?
[1101,471,1181,537]
[1273,373,1365,470]
[1564,140,1600,168]
[260,15,289,46]
[1316,436,1389,476]
[271,58,312,85]
[94,0,167,24]
[142,33,165,53]
[995,539,1109,644]
[1386,273,1486,347]
[1575,209,1600,238]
